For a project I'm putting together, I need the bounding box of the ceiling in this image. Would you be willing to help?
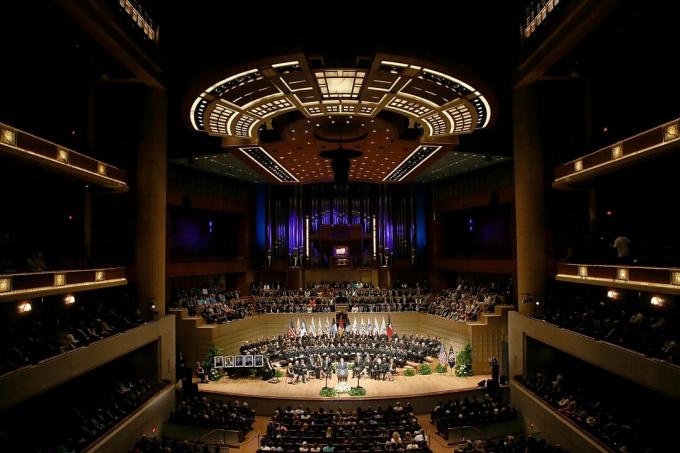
[183,52,506,183]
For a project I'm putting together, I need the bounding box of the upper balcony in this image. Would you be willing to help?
[0,267,127,303]
[0,122,128,192]
[556,262,680,295]
[553,118,680,189]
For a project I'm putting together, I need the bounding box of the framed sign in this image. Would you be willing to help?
[235,355,244,367]
[213,355,225,368]
[254,355,263,367]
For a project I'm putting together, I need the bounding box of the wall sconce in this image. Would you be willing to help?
[664,122,679,142]
[0,128,16,145]
[54,273,65,286]
[97,162,107,176]
[95,271,105,282]
[64,294,76,305]
[573,160,583,172]
[606,290,618,299]
[0,277,11,292]
[672,271,680,286]
[578,266,588,278]
[616,268,629,281]
[650,296,663,307]
[18,301,32,313]
[57,149,69,163]
[611,144,622,159]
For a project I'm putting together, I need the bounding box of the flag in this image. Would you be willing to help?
[330,319,338,337]
[373,317,379,336]
[360,317,366,335]
[309,318,316,337]
[380,316,387,335]
[318,317,324,335]
[386,315,393,338]
[296,318,301,337]
[338,316,345,329]
[288,319,296,338]
[325,317,331,334]
[300,320,307,337]
[438,343,448,365]
[346,316,353,334]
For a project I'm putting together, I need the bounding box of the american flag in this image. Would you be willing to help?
[438,343,448,365]
[386,315,394,339]
[288,319,297,338]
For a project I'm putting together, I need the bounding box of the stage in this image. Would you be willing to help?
[197,369,491,414]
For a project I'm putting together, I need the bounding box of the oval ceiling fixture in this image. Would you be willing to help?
[188,53,494,140]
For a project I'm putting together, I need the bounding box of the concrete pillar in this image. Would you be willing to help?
[513,85,548,316]
[135,87,167,315]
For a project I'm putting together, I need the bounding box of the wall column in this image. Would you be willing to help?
[135,87,167,315]
[513,84,547,316]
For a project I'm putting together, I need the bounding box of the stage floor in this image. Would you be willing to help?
[198,370,490,401]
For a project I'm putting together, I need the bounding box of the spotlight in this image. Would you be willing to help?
[607,290,617,299]
[651,296,663,306]
[64,295,76,305]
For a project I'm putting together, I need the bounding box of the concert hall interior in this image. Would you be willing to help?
[2,1,680,452]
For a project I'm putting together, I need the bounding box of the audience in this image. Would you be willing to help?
[171,395,255,433]
[172,287,256,324]
[422,280,511,322]
[431,393,518,438]
[0,298,144,375]
[260,404,431,453]
[242,333,440,368]
[520,371,661,452]
[535,294,679,365]
[454,435,567,453]
[132,436,222,453]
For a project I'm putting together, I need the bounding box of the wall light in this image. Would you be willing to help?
[664,122,679,142]
[650,296,663,306]
[611,144,622,159]
[54,273,65,286]
[18,301,32,313]
[573,160,583,172]
[64,294,76,305]
[95,271,105,282]
[56,148,69,163]
[0,277,11,293]
[616,268,629,281]
[606,290,618,299]
[672,271,680,286]
[1,128,16,145]
[97,162,107,176]
[578,266,588,278]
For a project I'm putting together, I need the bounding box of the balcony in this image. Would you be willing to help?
[0,122,128,192]
[0,267,127,303]
[556,262,680,295]
[508,311,680,399]
[553,118,680,188]
[0,315,175,409]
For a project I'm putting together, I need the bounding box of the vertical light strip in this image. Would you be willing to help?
[372,215,377,258]
[305,216,310,258]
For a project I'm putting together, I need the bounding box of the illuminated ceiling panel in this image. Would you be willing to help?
[383,146,442,181]
[239,147,298,182]
[315,70,365,99]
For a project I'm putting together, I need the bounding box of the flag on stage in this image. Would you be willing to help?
[380,316,386,335]
[438,343,448,365]
[288,319,296,338]
[346,316,353,334]
[309,318,316,337]
[325,317,331,335]
[386,315,393,338]
[300,320,307,337]
[330,319,338,337]
[360,317,366,335]
[296,318,301,337]
[373,317,379,336]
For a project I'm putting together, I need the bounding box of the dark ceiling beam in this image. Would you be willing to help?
[515,0,621,88]
[54,0,163,89]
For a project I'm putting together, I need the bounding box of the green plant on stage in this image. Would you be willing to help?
[203,345,224,381]
[404,368,415,377]
[435,363,448,374]
[320,387,337,397]
[419,364,432,375]
[275,368,285,378]
[455,343,473,377]
[350,386,366,397]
